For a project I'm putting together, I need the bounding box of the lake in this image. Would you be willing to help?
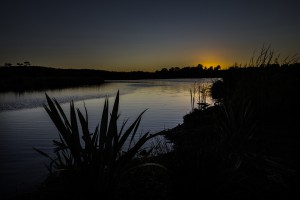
[0,78,216,198]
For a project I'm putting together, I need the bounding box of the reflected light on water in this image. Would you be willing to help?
[0,78,216,199]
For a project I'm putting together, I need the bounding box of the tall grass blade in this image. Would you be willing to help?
[99,98,109,149]
[70,101,82,166]
[53,99,71,130]
[128,116,142,150]
[33,147,54,161]
[44,94,69,143]
[118,109,147,152]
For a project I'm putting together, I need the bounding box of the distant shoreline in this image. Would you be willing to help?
[0,66,106,92]
[0,65,221,92]
[1,63,299,92]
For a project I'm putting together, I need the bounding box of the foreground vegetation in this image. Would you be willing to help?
[30,91,167,199]
[163,49,300,199]
[12,49,300,199]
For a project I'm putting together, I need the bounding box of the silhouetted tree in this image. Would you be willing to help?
[214,65,221,70]
[169,67,180,72]
[17,63,24,66]
[24,61,31,66]
[197,64,204,70]
[161,68,168,72]
[4,62,12,67]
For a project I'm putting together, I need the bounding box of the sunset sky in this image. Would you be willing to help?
[1,0,300,71]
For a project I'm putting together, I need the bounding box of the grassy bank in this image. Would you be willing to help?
[164,62,300,199]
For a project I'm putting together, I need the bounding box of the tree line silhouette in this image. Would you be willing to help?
[0,62,299,92]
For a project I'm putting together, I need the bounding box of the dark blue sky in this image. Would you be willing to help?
[1,0,300,71]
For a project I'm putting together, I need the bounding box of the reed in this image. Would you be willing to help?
[189,81,211,111]
[247,44,299,67]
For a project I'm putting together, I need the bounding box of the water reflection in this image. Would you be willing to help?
[0,78,216,199]
[0,83,124,112]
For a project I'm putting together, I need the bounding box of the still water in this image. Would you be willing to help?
[0,78,215,198]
